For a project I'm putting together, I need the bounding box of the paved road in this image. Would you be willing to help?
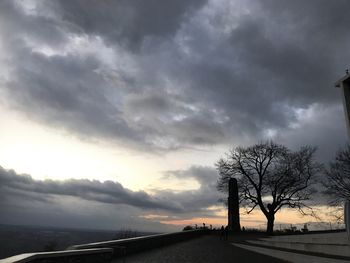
[112,235,287,263]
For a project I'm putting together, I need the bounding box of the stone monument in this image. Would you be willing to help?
[228,178,240,232]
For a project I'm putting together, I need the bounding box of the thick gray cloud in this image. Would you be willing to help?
[57,0,207,49]
[0,192,178,232]
[0,166,181,211]
[1,0,349,152]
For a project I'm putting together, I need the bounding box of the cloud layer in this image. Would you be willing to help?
[0,165,222,230]
[0,166,182,211]
[0,0,348,153]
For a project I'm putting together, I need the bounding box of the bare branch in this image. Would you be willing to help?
[324,144,350,205]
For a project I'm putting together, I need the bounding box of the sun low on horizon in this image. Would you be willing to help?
[0,0,349,233]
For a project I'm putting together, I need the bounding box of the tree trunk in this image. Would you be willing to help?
[266,214,275,234]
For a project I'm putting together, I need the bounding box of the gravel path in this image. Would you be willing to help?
[112,235,287,263]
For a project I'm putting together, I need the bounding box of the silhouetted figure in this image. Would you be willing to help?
[220,225,225,240]
[224,225,229,240]
[195,224,198,229]
[210,224,212,230]
[203,223,206,229]
[242,226,245,232]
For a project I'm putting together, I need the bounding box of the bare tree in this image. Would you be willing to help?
[324,145,350,206]
[216,141,320,234]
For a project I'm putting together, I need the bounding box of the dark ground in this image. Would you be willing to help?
[112,234,287,263]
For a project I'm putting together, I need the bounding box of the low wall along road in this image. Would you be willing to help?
[0,230,208,263]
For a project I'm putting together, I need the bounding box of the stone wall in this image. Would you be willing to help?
[69,229,208,257]
[0,230,208,263]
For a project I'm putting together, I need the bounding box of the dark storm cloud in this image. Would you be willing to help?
[0,165,224,215]
[0,165,223,227]
[6,47,144,146]
[0,187,179,232]
[57,0,207,49]
[0,0,349,152]
[228,0,350,105]
[0,166,181,211]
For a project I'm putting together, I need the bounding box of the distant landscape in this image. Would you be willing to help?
[0,224,156,259]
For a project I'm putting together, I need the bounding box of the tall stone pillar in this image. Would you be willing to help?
[228,178,240,232]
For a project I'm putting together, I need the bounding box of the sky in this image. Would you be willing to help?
[0,0,349,232]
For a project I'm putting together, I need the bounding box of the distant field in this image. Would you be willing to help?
[0,224,156,259]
